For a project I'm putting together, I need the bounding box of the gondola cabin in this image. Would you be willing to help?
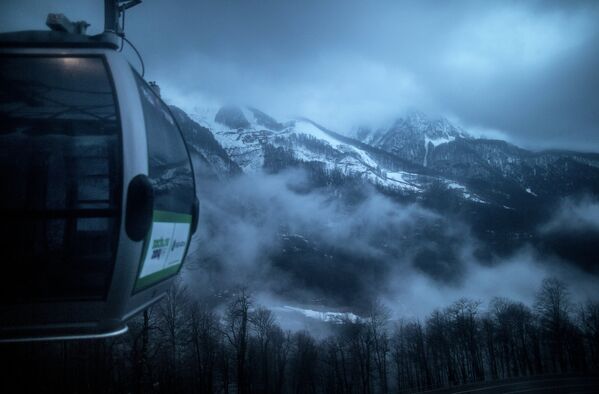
[0,14,199,341]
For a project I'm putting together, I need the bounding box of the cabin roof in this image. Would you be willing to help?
[0,30,119,50]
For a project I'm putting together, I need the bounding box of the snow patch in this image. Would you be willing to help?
[293,120,341,148]
[425,135,455,148]
[383,171,422,192]
[445,181,487,204]
[423,135,455,166]
[280,306,361,324]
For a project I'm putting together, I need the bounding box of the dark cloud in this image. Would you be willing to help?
[2,1,598,150]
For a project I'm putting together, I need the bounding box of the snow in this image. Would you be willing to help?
[423,135,455,166]
[281,306,361,324]
[189,107,220,131]
[525,187,538,196]
[352,146,379,168]
[293,120,342,148]
[291,122,381,173]
[290,120,422,190]
[382,171,422,192]
[425,135,455,148]
[446,182,466,190]
[290,143,425,194]
[189,105,492,204]
[465,194,488,204]
[445,181,488,204]
[291,145,337,171]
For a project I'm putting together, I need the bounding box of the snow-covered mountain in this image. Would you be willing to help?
[175,104,599,212]
[172,103,599,308]
[169,106,241,179]
[356,111,470,167]
[187,105,485,202]
[355,111,599,206]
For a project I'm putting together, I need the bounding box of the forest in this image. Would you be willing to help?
[1,277,598,393]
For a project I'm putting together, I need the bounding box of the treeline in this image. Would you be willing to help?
[1,277,598,393]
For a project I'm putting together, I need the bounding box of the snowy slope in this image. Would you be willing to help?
[359,111,470,168]
[189,105,484,201]
[184,105,599,208]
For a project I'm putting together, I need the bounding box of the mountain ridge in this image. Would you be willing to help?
[196,104,599,208]
[171,103,599,309]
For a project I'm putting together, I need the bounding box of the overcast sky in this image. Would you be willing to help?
[2,0,599,151]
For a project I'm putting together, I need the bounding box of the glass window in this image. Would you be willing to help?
[134,73,194,214]
[133,73,194,292]
[0,56,121,302]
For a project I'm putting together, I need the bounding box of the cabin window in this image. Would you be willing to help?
[134,74,194,213]
[133,73,194,291]
[0,56,121,302]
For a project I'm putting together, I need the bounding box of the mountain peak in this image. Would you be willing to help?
[354,111,471,167]
[399,111,469,141]
[214,105,250,129]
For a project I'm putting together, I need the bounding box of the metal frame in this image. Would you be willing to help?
[1,326,128,344]
[104,0,142,36]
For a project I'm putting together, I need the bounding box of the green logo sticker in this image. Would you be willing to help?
[134,210,192,292]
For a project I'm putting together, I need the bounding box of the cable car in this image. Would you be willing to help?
[0,1,199,341]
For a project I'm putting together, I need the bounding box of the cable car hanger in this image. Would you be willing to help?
[0,0,200,342]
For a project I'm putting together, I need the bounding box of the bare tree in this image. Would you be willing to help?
[446,298,484,383]
[223,288,252,394]
[367,301,391,394]
[188,301,220,393]
[270,326,292,394]
[3,279,597,394]
[535,277,571,373]
[426,309,456,387]
[490,297,536,378]
[156,279,190,392]
[250,306,277,393]
[290,330,319,394]
[579,301,599,371]
[129,307,158,393]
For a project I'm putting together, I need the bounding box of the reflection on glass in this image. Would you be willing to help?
[0,56,121,302]
[134,72,194,214]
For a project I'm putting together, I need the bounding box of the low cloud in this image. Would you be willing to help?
[186,169,443,292]
[184,170,599,326]
[541,196,599,233]
[385,247,599,320]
